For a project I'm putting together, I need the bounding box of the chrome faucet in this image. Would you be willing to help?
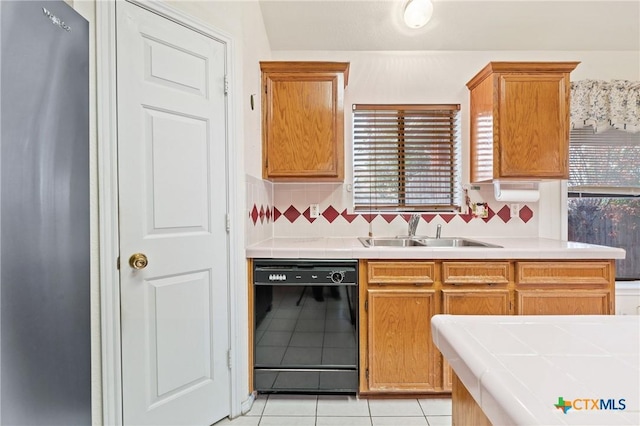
[435,224,442,239]
[408,214,420,237]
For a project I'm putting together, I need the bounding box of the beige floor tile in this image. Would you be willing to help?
[426,415,453,426]
[262,394,317,416]
[372,416,428,425]
[317,395,370,417]
[244,395,268,416]
[368,399,424,417]
[316,416,372,426]
[213,415,260,425]
[258,416,316,425]
[418,398,452,416]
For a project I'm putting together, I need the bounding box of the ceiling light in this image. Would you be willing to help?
[403,0,434,29]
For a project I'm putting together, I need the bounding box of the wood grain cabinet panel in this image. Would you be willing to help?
[466,62,579,182]
[516,261,613,286]
[260,61,349,181]
[442,261,510,284]
[367,288,439,392]
[516,290,610,315]
[367,261,436,285]
[515,261,615,315]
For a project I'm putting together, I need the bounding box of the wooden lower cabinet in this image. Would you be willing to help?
[367,288,439,392]
[516,290,610,314]
[515,261,614,315]
[359,259,615,395]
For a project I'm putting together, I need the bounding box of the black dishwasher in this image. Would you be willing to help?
[253,259,358,394]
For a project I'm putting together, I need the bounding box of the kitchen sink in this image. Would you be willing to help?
[357,237,428,247]
[358,236,502,248]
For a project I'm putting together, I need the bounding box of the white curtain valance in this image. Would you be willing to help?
[570,80,640,133]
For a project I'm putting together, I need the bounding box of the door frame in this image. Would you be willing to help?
[96,1,242,424]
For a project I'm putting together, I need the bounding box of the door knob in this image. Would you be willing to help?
[129,253,148,270]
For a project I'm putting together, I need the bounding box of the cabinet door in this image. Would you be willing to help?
[262,67,345,180]
[441,289,510,390]
[516,290,610,315]
[367,288,439,392]
[497,73,569,178]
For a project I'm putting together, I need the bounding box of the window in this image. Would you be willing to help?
[352,104,461,212]
[568,126,640,279]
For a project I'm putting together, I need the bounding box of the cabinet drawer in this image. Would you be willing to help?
[367,261,435,285]
[516,261,612,286]
[516,290,611,315]
[442,262,510,285]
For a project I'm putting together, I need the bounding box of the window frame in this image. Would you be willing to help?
[352,104,462,212]
[567,125,640,280]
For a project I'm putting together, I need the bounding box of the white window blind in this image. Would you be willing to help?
[569,126,640,196]
[352,104,461,211]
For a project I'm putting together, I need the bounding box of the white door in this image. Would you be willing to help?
[116,2,230,425]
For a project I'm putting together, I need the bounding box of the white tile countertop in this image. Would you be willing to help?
[431,315,640,425]
[246,237,626,260]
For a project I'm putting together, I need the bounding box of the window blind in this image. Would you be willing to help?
[352,104,461,211]
[569,126,640,196]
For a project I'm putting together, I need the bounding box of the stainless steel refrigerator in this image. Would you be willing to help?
[0,1,90,424]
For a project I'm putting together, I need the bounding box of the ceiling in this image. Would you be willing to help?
[258,0,640,51]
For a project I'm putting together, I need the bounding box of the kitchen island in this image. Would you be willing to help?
[431,315,640,425]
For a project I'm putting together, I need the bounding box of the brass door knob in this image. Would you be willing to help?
[129,253,148,270]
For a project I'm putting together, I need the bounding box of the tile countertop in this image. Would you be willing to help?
[431,315,640,425]
[246,237,626,260]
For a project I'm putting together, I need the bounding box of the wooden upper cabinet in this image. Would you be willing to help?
[260,61,349,181]
[466,62,579,183]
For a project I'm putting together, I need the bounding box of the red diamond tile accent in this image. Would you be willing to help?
[266,207,272,222]
[341,209,358,223]
[362,213,378,223]
[273,207,282,222]
[421,214,436,223]
[519,205,534,223]
[250,205,259,225]
[496,205,511,223]
[459,213,474,223]
[283,205,301,223]
[259,205,265,224]
[401,214,413,222]
[302,207,317,223]
[482,206,496,223]
[322,206,340,223]
[439,214,455,223]
[382,214,397,224]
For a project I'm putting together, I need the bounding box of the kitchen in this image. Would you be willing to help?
[1,1,638,425]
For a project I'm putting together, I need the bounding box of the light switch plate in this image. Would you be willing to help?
[510,204,520,217]
[310,204,320,218]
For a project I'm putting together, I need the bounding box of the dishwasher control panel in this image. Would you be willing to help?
[254,259,357,285]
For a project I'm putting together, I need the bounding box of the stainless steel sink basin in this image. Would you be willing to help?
[420,238,502,248]
[358,236,501,248]
[357,237,427,247]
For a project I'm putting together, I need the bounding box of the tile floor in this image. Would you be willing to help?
[214,395,452,426]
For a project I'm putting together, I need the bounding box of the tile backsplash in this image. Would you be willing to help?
[246,178,539,243]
